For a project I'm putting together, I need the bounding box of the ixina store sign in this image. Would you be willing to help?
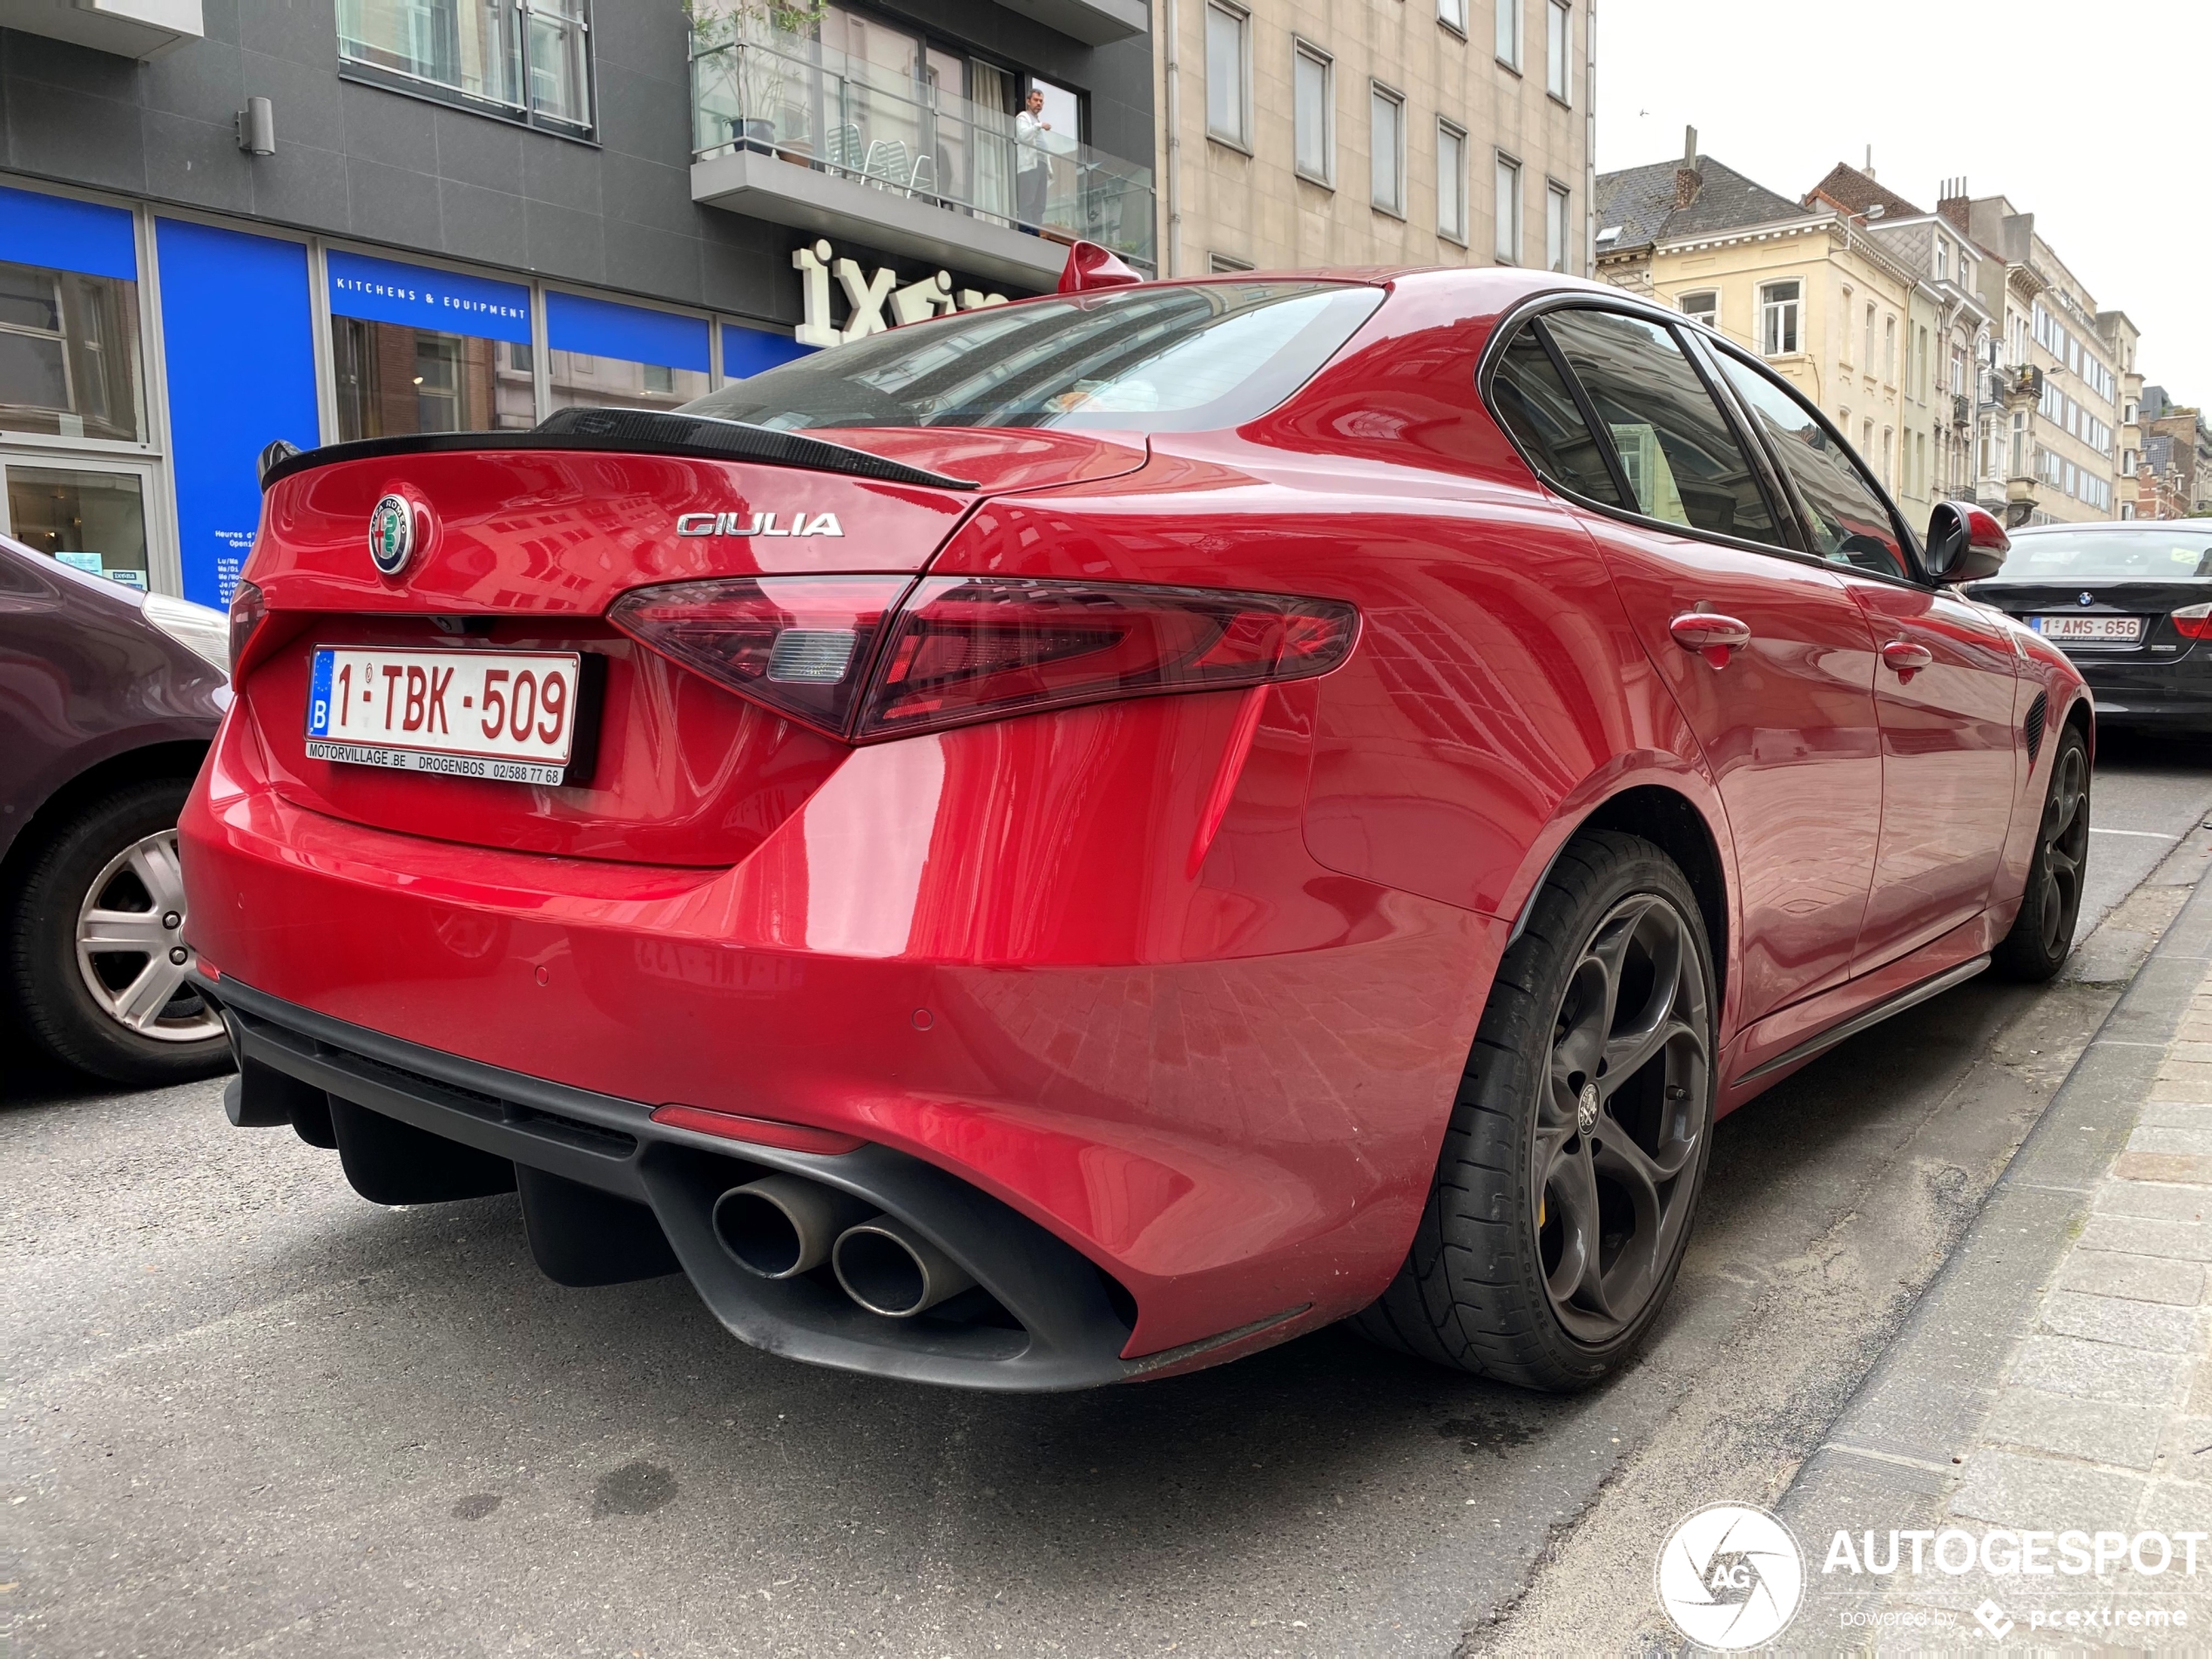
[792,240,1009,348]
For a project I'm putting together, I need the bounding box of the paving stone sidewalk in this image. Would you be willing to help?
[1784,873,2212,1649]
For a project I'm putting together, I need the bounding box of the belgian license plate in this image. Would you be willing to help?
[304,647,586,786]
[2032,615,2141,643]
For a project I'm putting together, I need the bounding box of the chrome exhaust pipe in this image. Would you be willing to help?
[711,1176,870,1280]
[832,1215,977,1318]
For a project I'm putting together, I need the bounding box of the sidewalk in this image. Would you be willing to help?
[1784,867,2212,1647]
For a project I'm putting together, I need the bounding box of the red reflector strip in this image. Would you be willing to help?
[649,1103,865,1156]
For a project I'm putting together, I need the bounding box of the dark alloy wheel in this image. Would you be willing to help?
[1353,829,1717,1391]
[1536,893,1710,1345]
[1993,722,2090,982]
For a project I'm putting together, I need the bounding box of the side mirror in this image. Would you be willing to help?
[1925,501,2010,583]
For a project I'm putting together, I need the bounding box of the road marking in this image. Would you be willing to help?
[2089,826,2179,839]
[1819,1442,1951,1472]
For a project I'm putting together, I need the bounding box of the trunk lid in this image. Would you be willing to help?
[1967,577,2212,661]
[238,428,1142,867]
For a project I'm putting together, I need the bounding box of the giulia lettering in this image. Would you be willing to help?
[673,511,846,538]
[676,512,718,536]
[802,513,843,536]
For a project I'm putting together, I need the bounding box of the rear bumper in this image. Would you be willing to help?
[179,694,1501,1384]
[2070,657,2212,725]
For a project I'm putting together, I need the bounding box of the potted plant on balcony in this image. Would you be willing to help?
[686,0,825,155]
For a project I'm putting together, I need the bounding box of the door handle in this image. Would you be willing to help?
[1669,611,1752,669]
[1880,639,1933,680]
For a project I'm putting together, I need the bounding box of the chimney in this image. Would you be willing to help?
[1674,125,1703,210]
[1864,144,1875,181]
[1936,174,1970,233]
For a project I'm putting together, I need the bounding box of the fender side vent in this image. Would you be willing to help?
[2024,691,2048,764]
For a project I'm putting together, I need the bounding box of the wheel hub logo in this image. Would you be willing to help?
[368,494,415,577]
[1656,1502,1804,1649]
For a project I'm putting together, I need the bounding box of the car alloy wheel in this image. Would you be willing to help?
[73,828,220,1043]
[2032,741,2088,960]
[1536,893,1710,1345]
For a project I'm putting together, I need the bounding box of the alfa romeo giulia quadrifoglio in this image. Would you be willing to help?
[180,250,2089,1393]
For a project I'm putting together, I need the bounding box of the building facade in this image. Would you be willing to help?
[0,0,1154,604]
[1157,0,1592,276]
[1942,192,2123,527]
[1594,142,1925,516]
[2140,386,2212,517]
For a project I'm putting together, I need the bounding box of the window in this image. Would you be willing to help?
[1205,2,1250,147]
[1758,280,1800,355]
[1293,42,1333,185]
[1546,2,1570,101]
[1495,0,1520,67]
[1915,431,1927,496]
[1883,316,1896,384]
[1494,155,1521,263]
[1540,307,1777,542]
[336,0,594,138]
[1935,239,1949,283]
[1438,0,1467,31]
[544,293,710,415]
[6,467,148,587]
[1546,183,1571,273]
[327,251,536,440]
[1487,324,1624,506]
[1916,326,1929,399]
[1716,352,1906,577]
[1863,303,1876,373]
[685,280,1386,434]
[1207,252,1254,273]
[1676,291,1717,332]
[0,257,144,442]
[1437,121,1467,243]
[1838,287,1853,364]
[1370,84,1405,215]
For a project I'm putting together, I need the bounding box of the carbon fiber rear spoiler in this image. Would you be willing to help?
[255,407,977,492]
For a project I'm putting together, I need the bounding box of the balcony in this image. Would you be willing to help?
[690,31,1154,292]
[0,0,201,59]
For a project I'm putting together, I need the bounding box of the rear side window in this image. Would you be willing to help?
[1716,354,1909,579]
[1487,326,1626,507]
[1540,308,1777,544]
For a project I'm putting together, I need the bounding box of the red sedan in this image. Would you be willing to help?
[181,256,2088,1393]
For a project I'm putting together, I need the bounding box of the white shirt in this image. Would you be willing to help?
[1015,110,1049,172]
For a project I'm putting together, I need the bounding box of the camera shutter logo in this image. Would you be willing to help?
[368,495,416,577]
[1655,1502,1804,1650]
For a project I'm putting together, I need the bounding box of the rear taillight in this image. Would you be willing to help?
[855,577,1358,739]
[608,576,912,735]
[2174,603,2212,639]
[609,575,1358,741]
[228,580,266,677]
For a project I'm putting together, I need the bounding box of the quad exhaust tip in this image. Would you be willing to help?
[833,1215,977,1318]
[712,1175,869,1280]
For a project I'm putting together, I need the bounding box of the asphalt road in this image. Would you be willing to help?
[8,736,2212,1659]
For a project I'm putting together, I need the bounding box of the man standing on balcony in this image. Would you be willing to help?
[1015,87,1051,234]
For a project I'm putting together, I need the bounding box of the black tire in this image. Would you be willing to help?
[1353,830,1717,1391]
[4,777,232,1087]
[1991,722,2090,982]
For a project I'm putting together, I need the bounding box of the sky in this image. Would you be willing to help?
[1594,0,2212,401]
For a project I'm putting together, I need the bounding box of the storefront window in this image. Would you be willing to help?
[5,465,150,587]
[327,250,535,440]
[545,292,709,414]
[0,261,145,442]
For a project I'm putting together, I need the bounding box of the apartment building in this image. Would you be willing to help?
[2140,386,2212,517]
[1941,191,2124,526]
[1159,0,1593,275]
[1593,140,1926,516]
[0,0,1152,604]
[1803,164,1993,519]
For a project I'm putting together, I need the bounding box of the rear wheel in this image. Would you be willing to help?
[1992,723,2090,982]
[1353,830,1716,1391]
[5,778,230,1087]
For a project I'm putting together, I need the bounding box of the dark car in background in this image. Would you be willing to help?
[1,536,231,1084]
[1967,521,2212,732]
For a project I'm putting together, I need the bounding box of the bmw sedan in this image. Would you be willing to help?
[181,253,2087,1393]
[1966,520,2212,732]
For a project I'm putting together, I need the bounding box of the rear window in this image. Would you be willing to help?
[679,281,1384,434]
[1999,530,2212,580]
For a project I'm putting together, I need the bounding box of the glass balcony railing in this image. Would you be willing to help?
[690,30,1155,273]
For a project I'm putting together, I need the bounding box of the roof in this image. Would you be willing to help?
[1804,162,1925,223]
[1594,154,1810,253]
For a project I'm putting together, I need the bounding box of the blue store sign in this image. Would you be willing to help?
[326,249,532,343]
